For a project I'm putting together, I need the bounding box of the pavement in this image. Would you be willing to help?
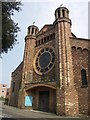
[0,101,90,120]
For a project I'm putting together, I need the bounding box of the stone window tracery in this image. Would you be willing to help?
[34,47,55,75]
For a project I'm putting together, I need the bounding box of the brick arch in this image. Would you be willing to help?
[82,48,89,51]
[82,48,89,54]
[77,47,82,52]
[77,47,82,50]
[72,46,76,51]
[26,84,56,91]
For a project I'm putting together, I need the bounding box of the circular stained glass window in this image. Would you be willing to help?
[34,47,55,75]
[39,52,51,68]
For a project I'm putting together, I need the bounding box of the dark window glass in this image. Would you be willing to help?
[28,27,30,34]
[44,37,47,43]
[35,29,37,34]
[58,10,60,18]
[39,52,51,69]
[47,36,49,41]
[49,49,53,53]
[35,48,55,74]
[41,39,43,44]
[37,67,40,71]
[36,58,38,62]
[38,52,41,57]
[40,69,43,72]
[39,40,40,45]
[31,28,34,34]
[49,63,53,68]
[50,34,53,39]
[41,49,44,53]
[35,62,38,66]
[81,69,88,87]
[46,48,49,51]
[62,10,65,17]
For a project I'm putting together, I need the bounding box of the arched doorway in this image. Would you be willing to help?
[26,85,56,113]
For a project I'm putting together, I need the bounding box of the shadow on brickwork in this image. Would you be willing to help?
[88,48,90,115]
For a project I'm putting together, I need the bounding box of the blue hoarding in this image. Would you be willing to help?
[25,96,33,106]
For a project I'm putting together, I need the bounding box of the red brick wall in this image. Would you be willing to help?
[71,45,89,114]
[9,62,23,107]
[88,50,90,114]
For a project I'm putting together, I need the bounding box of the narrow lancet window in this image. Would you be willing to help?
[81,69,88,87]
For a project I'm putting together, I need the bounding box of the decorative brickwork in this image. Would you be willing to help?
[9,7,90,116]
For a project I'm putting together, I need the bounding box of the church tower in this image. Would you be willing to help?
[54,7,79,116]
[22,25,39,85]
[24,25,39,81]
[18,25,39,108]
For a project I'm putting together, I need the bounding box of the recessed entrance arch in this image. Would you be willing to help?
[26,84,56,113]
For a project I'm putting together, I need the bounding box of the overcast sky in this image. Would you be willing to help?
[1,1,89,87]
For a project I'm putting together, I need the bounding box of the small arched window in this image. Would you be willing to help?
[50,34,53,39]
[58,10,60,18]
[44,37,47,43]
[62,9,65,17]
[81,69,88,87]
[47,36,49,41]
[77,47,82,52]
[41,39,43,44]
[72,46,76,52]
[35,29,37,35]
[31,28,34,34]
[39,40,41,45]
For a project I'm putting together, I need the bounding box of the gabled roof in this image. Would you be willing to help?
[38,24,54,35]
[12,61,23,75]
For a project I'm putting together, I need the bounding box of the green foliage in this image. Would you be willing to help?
[0,96,5,101]
[1,2,22,54]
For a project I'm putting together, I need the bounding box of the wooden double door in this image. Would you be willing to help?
[39,91,49,112]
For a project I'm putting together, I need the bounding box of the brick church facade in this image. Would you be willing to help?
[9,7,90,116]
